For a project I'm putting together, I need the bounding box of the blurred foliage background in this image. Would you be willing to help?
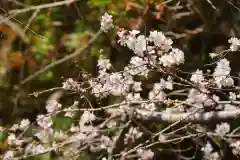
[0,0,240,159]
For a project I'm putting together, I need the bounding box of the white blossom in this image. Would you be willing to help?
[201,142,220,160]
[225,77,234,86]
[209,53,218,59]
[90,70,136,97]
[117,29,126,43]
[213,59,233,88]
[126,93,142,102]
[204,94,219,107]
[159,78,173,90]
[54,130,68,141]
[63,101,78,117]
[129,56,147,68]
[159,48,184,67]
[208,152,220,160]
[190,69,204,83]
[19,119,30,130]
[209,53,218,58]
[37,115,53,129]
[9,124,19,132]
[132,81,142,92]
[35,129,53,143]
[214,59,231,76]
[125,56,149,76]
[141,103,156,112]
[148,30,172,51]
[129,30,140,37]
[134,35,147,57]
[230,141,240,155]
[64,110,75,117]
[124,127,143,144]
[3,151,14,160]
[7,134,22,146]
[97,57,111,71]
[228,37,240,51]
[100,12,114,32]
[215,122,230,136]
[229,92,237,101]
[126,31,138,50]
[136,148,154,160]
[122,29,141,50]
[201,142,213,155]
[186,89,207,108]
[212,95,220,103]
[45,100,62,113]
[25,144,45,155]
[79,111,96,128]
[149,90,166,102]
[62,78,81,91]
[99,135,113,152]
[70,125,80,132]
[72,132,87,142]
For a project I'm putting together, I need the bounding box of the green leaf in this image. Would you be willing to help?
[90,47,100,57]
[0,132,8,142]
[52,116,73,131]
[39,71,54,81]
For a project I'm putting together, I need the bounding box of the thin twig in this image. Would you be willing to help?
[0,8,44,39]
[1,17,29,43]
[205,0,216,10]
[23,8,40,33]
[226,0,240,12]
[19,30,103,85]
[9,0,81,15]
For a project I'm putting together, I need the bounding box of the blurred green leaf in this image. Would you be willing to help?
[32,33,54,56]
[39,71,54,81]
[52,115,73,131]
[88,0,112,7]
[0,131,8,142]
[64,33,86,51]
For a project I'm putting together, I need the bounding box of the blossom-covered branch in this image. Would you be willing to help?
[2,12,240,160]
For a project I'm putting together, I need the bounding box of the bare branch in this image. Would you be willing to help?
[139,108,240,123]
[19,30,103,85]
[9,0,81,15]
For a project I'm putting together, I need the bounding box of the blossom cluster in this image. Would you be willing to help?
[1,12,240,160]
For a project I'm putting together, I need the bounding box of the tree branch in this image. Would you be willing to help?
[9,0,81,15]
[139,109,240,123]
[19,30,103,85]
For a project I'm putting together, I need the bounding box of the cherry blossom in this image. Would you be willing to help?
[100,12,114,32]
